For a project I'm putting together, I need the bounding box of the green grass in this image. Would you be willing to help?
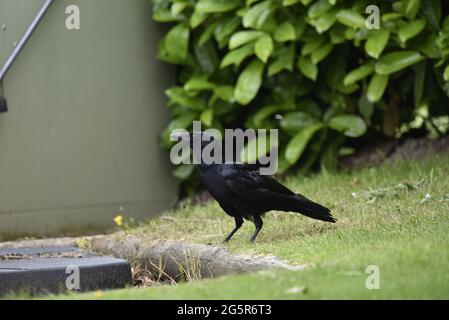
[53,153,449,299]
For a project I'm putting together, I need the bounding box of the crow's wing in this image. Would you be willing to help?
[222,164,335,222]
[221,164,294,203]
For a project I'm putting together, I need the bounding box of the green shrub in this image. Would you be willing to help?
[152,0,449,182]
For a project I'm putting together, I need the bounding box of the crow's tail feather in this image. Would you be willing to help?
[276,194,336,223]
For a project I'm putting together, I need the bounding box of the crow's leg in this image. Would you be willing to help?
[249,215,263,243]
[223,216,244,242]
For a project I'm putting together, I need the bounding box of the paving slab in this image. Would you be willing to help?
[0,245,132,296]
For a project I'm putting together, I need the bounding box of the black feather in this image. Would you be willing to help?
[194,160,336,242]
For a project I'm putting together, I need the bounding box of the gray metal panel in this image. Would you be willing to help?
[0,0,178,238]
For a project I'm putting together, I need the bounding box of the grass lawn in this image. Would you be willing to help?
[56,152,449,299]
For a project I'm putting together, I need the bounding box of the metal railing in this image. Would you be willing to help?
[0,0,54,113]
[0,0,54,81]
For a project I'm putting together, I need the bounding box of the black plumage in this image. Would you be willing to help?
[176,132,336,242]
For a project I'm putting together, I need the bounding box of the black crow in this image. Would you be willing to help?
[173,131,336,242]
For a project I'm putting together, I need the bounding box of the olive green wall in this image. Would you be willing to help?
[0,0,178,238]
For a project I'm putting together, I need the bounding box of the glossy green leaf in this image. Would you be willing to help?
[214,86,235,102]
[220,43,254,68]
[152,1,185,22]
[444,65,449,82]
[274,22,296,42]
[198,20,219,45]
[311,43,334,64]
[402,0,421,19]
[285,124,324,164]
[283,0,300,6]
[308,0,332,19]
[367,74,389,103]
[229,31,265,49]
[336,82,359,95]
[200,109,214,126]
[255,35,274,63]
[184,76,215,91]
[381,13,404,22]
[280,112,320,133]
[196,0,241,13]
[165,87,205,110]
[398,19,426,43]
[158,23,190,63]
[344,28,356,40]
[190,10,207,29]
[311,8,338,34]
[365,30,390,59]
[268,45,295,76]
[336,10,366,29]
[298,56,318,81]
[328,115,367,138]
[343,62,375,85]
[243,0,275,29]
[171,3,187,16]
[375,51,424,75]
[214,16,241,48]
[235,60,265,105]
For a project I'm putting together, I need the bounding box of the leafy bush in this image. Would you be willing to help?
[152,0,449,182]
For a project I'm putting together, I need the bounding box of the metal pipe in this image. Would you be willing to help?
[0,0,54,81]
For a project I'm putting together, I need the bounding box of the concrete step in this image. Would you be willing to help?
[0,245,132,296]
